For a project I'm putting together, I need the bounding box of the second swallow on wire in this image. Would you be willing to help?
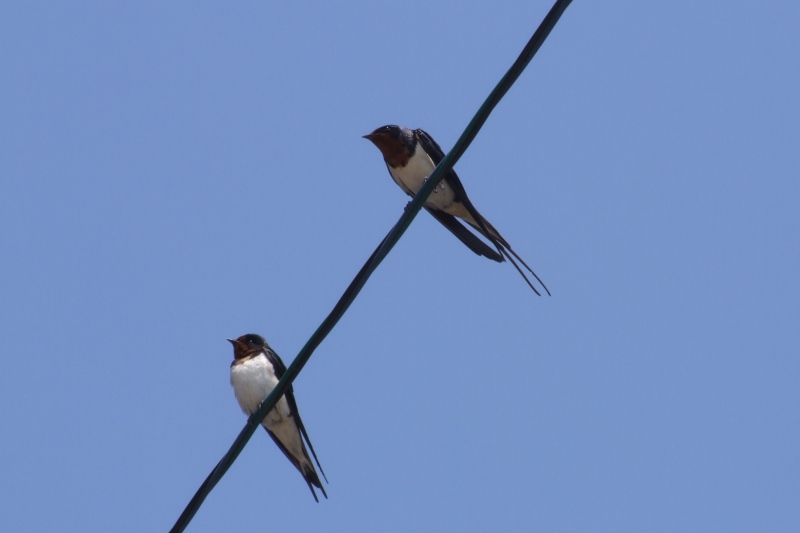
[364,124,550,296]
[228,334,328,502]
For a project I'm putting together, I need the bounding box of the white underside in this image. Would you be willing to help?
[230,353,309,468]
[388,148,475,223]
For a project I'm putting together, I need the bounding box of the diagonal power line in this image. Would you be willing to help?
[169,1,573,530]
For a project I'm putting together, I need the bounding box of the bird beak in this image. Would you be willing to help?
[227,338,237,346]
[362,133,374,140]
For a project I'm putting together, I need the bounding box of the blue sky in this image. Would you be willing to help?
[2,1,799,531]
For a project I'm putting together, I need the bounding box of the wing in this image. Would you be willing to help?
[265,427,326,502]
[414,128,497,239]
[263,347,327,482]
[415,129,550,296]
[413,128,468,199]
[263,346,287,378]
[424,206,504,262]
[412,129,505,262]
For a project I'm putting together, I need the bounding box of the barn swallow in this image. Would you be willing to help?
[228,334,327,502]
[364,125,550,296]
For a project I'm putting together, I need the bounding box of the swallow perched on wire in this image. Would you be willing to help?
[364,124,549,296]
[228,334,327,501]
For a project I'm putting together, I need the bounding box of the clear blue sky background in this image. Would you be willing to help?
[2,1,799,531]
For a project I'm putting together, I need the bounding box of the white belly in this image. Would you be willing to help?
[230,354,291,424]
[388,148,460,212]
[230,353,311,469]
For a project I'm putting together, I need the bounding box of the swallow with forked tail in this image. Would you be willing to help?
[228,334,328,501]
[364,124,549,295]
